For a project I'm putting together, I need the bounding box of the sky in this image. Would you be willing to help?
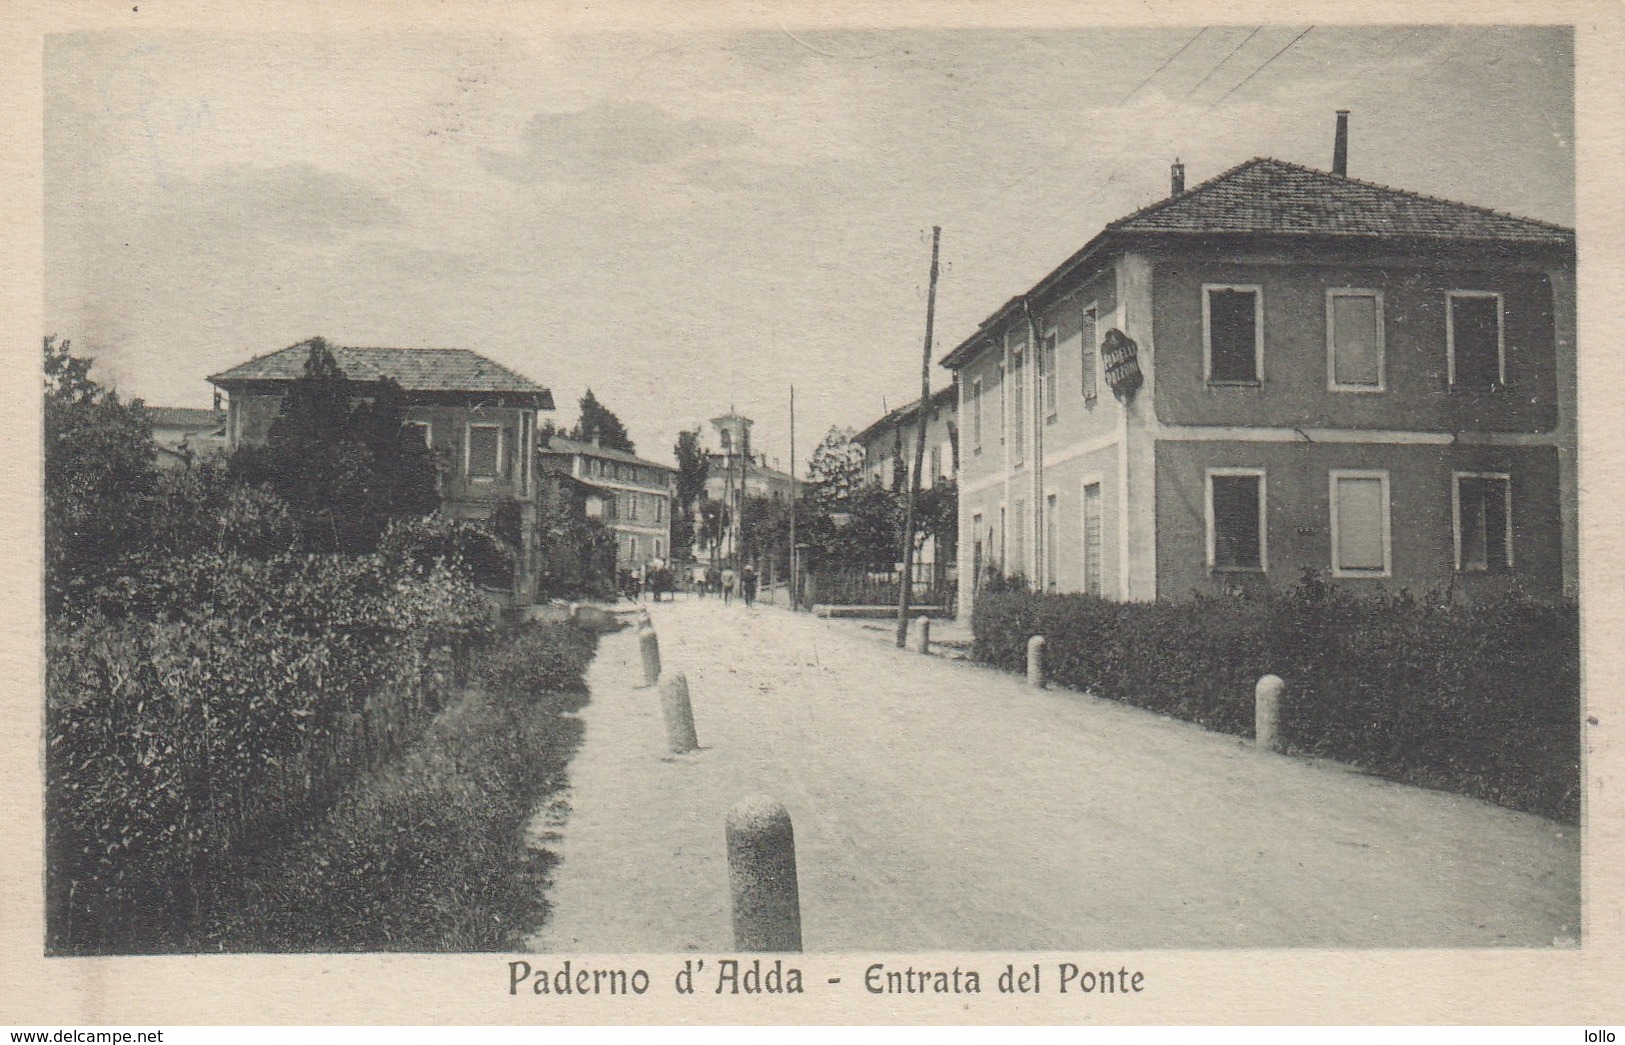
[44,24,1574,474]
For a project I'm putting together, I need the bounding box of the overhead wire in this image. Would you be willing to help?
[1209,26,1316,109]
[1185,27,1262,97]
[1121,27,1208,103]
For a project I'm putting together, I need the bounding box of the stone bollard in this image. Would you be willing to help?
[913,616,932,655]
[1255,674,1286,753]
[660,672,700,754]
[726,796,803,952]
[638,625,662,687]
[1027,635,1047,688]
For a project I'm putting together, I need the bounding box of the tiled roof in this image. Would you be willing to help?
[1110,158,1574,244]
[145,406,226,429]
[209,339,553,404]
[942,157,1573,369]
[541,434,675,473]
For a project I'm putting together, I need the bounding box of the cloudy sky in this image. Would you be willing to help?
[44,24,1573,471]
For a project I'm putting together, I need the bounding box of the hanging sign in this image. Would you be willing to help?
[1102,328,1143,401]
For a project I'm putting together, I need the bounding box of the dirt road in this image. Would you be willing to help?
[526,597,1578,951]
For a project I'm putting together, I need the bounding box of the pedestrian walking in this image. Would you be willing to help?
[706,565,720,599]
[692,563,708,597]
[721,565,736,605]
[741,564,758,608]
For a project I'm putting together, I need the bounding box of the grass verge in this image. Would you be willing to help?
[202,618,609,951]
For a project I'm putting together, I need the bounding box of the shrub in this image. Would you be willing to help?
[45,552,497,954]
[972,584,1580,822]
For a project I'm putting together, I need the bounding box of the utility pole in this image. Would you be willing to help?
[783,388,789,607]
[897,226,941,648]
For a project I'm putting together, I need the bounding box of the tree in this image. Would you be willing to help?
[43,336,160,616]
[229,338,440,553]
[805,426,865,507]
[671,428,710,562]
[571,389,635,454]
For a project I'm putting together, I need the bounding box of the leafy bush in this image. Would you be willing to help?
[973,583,1580,822]
[45,553,497,954]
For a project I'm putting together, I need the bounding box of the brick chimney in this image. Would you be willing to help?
[1170,158,1186,196]
[1333,110,1349,177]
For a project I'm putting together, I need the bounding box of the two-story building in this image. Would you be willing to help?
[943,151,1575,618]
[537,434,676,572]
[209,337,555,591]
[853,383,959,491]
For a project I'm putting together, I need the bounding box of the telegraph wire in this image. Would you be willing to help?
[1185,27,1262,97]
[1121,27,1208,103]
[1209,26,1316,109]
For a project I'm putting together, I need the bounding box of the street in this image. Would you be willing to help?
[527,596,1579,951]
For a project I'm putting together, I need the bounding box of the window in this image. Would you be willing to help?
[1082,482,1103,596]
[401,420,431,448]
[1330,470,1391,577]
[1454,473,1513,572]
[1039,328,1058,420]
[1009,333,1026,466]
[972,512,984,586]
[656,497,665,523]
[467,424,502,479]
[628,493,639,521]
[1203,284,1263,384]
[1206,469,1265,571]
[996,364,1006,446]
[1011,499,1026,580]
[1045,494,1058,591]
[1328,289,1385,391]
[1080,305,1099,402]
[971,377,984,450]
[629,536,639,561]
[1448,291,1504,390]
[655,538,663,560]
[929,444,942,482]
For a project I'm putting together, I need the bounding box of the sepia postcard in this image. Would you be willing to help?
[4,0,1623,1028]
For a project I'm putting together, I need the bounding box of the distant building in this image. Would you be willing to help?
[208,337,555,594]
[942,146,1575,617]
[696,410,800,566]
[852,383,959,492]
[537,434,676,572]
[146,405,227,469]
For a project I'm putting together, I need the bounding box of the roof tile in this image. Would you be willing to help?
[209,339,552,402]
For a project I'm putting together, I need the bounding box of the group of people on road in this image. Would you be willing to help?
[683,562,758,606]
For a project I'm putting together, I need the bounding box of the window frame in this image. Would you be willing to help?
[1446,290,1506,390]
[1329,468,1393,578]
[401,419,432,448]
[1205,467,1267,572]
[1040,325,1059,422]
[970,375,984,452]
[465,422,504,480]
[1326,288,1386,392]
[1202,283,1265,385]
[1007,329,1026,466]
[1452,471,1514,573]
[1080,303,1100,404]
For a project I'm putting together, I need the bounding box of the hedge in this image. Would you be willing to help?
[45,550,496,954]
[973,584,1580,823]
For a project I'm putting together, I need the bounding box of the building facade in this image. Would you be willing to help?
[537,434,676,572]
[147,405,228,469]
[209,338,555,591]
[852,383,959,576]
[943,156,1575,618]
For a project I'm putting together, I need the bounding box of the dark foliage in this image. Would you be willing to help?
[571,388,635,455]
[228,338,440,553]
[972,581,1580,823]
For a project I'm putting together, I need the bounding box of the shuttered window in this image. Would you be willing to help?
[468,424,502,478]
[1329,290,1384,390]
[1455,473,1512,572]
[1080,306,1099,402]
[1448,292,1504,390]
[1204,285,1262,383]
[1331,471,1391,577]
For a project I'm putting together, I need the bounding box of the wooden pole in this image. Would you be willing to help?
[783,388,789,607]
[897,227,941,648]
